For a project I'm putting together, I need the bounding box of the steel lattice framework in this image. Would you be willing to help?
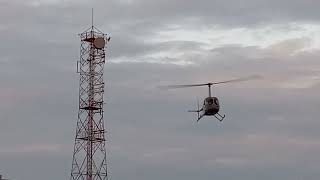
[70,25,110,180]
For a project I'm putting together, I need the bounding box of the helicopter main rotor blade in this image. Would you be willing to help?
[159,75,261,89]
[159,83,211,89]
[212,75,262,85]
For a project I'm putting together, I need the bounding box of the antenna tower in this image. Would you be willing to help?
[70,12,111,180]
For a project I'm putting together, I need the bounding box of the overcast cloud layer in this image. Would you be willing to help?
[1,0,320,180]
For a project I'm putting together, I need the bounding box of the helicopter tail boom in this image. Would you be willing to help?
[188,100,204,122]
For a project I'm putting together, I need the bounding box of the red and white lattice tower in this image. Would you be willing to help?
[70,20,111,180]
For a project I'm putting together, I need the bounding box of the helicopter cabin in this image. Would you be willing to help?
[203,97,220,115]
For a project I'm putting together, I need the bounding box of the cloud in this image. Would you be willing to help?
[1,1,320,180]
[0,144,65,155]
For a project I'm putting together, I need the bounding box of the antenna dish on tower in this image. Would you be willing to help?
[93,37,105,49]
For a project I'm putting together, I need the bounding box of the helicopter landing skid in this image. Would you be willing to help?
[214,113,225,122]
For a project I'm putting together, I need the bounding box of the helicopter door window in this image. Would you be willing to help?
[214,99,219,105]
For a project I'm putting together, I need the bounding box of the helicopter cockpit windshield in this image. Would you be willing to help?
[204,97,218,106]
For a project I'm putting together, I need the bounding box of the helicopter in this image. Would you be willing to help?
[162,76,260,122]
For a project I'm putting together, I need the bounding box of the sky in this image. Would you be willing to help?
[1,0,320,180]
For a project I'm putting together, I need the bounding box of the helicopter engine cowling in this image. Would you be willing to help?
[203,97,220,115]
